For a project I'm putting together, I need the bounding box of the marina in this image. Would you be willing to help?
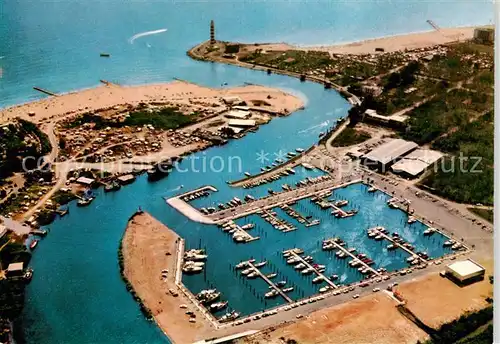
[5,3,491,342]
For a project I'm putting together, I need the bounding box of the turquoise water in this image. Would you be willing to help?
[1,1,491,343]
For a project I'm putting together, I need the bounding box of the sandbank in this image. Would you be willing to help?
[0,80,304,124]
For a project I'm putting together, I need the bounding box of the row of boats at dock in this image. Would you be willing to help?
[241,167,297,189]
[211,195,256,213]
[310,193,358,218]
[183,190,211,203]
[235,259,295,300]
[218,221,256,243]
[195,289,240,322]
[257,209,296,232]
[280,204,320,227]
[322,238,381,276]
[182,249,208,274]
[282,249,341,289]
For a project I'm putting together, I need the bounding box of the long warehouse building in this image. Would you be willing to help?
[361,139,418,172]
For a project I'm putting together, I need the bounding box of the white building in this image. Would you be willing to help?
[445,259,485,284]
[225,110,250,120]
[361,139,418,172]
[391,149,443,178]
[227,119,256,128]
[76,176,95,186]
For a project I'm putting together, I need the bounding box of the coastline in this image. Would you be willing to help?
[0,80,304,124]
[234,26,489,55]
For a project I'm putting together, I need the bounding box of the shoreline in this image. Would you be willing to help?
[234,25,490,55]
[0,80,304,124]
[187,41,361,106]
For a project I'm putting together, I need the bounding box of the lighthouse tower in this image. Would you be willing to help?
[210,20,215,44]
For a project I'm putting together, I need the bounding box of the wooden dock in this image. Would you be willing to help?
[286,250,338,289]
[281,204,319,227]
[326,239,381,276]
[369,227,426,263]
[247,262,293,303]
[208,179,362,224]
[33,87,57,96]
[261,209,296,232]
[229,146,315,187]
[220,220,260,243]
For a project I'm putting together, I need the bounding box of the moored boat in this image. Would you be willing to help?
[210,301,228,312]
[219,310,240,323]
[29,240,38,250]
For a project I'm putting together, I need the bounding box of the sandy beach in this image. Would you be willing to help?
[121,212,215,344]
[248,27,480,55]
[0,80,304,124]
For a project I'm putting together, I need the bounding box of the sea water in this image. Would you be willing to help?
[0,1,492,343]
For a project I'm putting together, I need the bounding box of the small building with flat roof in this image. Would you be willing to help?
[227,119,256,128]
[364,109,409,128]
[225,110,250,120]
[222,96,245,106]
[76,176,95,186]
[445,259,485,285]
[117,174,136,185]
[7,262,24,276]
[361,139,418,172]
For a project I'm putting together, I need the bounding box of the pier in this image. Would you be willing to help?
[285,249,338,289]
[33,87,57,96]
[208,179,362,223]
[99,79,119,86]
[281,204,319,227]
[29,229,47,237]
[260,209,296,232]
[166,185,218,224]
[247,261,293,303]
[369,227,427,264]
[324,239,381,276]
[229,146,315,187]
[220,221,260,243]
